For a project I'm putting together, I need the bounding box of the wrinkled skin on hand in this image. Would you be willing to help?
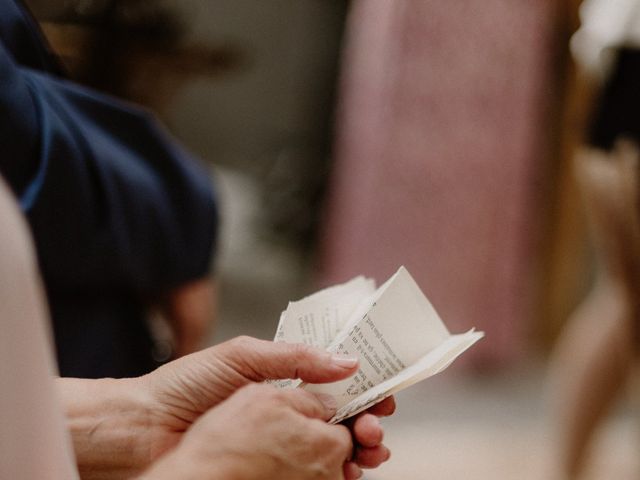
[141,336,394,478]
[144,384,354,479]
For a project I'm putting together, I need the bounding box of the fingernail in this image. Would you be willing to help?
[332,354,358,368]
[354,466,363,479]
[316,393,337,413]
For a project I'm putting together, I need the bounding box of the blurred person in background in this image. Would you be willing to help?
[0,0,395,477]
[0,173,393,480]
[0,0,219,378]
[551,0,640,477]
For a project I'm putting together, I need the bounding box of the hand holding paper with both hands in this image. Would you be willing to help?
[60,336,394,480]
[60,268,482,479]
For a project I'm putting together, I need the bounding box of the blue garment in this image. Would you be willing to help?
[0,0,218,377]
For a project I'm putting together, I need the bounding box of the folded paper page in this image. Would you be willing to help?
[273,266,483,423]
[274,275,376,349]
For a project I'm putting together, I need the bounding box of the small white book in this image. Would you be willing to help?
[272,266,484,423]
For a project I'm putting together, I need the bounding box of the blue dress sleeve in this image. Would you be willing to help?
[0,42,218,295]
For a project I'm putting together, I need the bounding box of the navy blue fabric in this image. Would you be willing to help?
[0,0,218,377]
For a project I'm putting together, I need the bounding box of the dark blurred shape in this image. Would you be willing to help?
[588,48,640,151]
[260,140,335,248]
[29,0,347,250]
[1,0,218,378]
[250,3,348,250]
[27,0,243,112]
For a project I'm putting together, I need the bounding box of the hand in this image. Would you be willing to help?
[139,384,354,480]
[60,337,394,479]
[143,337,392,470]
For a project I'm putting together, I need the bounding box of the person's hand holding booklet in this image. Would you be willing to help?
[272,266,484,423]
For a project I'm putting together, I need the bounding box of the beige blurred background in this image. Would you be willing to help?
[28,0,640,478]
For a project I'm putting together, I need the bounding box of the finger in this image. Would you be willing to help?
[343,461,363,480]
[331,424,355,463]
[222,336,359,383]
[366,396,396,417]
[349,413,383,448]
[353,445,391,469]
[277,388,338,421]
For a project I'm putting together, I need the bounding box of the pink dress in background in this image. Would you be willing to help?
[0,180,78,479]
[318,0,554,365]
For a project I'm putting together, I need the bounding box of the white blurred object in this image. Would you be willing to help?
[571,0,640,78]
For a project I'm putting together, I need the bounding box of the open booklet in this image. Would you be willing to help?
[272,266,484,424]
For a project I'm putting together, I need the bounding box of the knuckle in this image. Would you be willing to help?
[238,384,288,416]
[230,335,257,350]
[264,387,293,409]
[334,424,353,448]
[290,387,312,401]
[312,423,352,458]
[330,425,353,456]
[267,388,287,404]
[290,342,312,361]
[240,382,272,400]
[292,389,324,415]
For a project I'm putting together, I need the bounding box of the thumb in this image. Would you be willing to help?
[219,336,359,383]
